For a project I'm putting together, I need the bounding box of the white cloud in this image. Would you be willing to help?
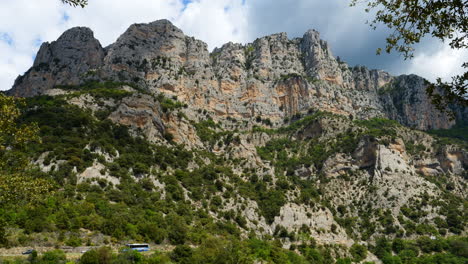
[406,44,468,82]
[62,0,184,46]
[0,41,34,90]
[175,0,249,49]
[0,0,250,90]
[0,0,66,90]
[0,0,466,91]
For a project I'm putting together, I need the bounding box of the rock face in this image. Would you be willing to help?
[301,29,352,86]
[109,94,166,141]
[379,74,455,130]
[9,27,104,97]
[8,20,465,130]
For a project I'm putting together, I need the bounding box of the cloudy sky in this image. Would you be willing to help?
[1,0,467,91]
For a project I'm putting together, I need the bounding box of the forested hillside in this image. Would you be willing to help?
[1,19,466,264]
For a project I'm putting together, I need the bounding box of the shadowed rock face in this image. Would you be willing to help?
[9,27,105,97]
[353,136,379,172]
[8,20,466,130]
[378,75,456,130]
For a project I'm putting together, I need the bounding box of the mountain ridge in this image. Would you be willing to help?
[8,19,465,130]
[1,20,467,263]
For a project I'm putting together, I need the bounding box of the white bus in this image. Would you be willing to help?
[125,243,150,252]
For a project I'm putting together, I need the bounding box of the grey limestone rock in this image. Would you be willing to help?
[8,19,465,130]
[379,74,455,129]
[9,27,104,97]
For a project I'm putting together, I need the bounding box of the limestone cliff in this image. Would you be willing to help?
[9,27,104,97]
[8,20,465,130]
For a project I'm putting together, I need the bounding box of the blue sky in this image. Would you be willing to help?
[0,0,466,91]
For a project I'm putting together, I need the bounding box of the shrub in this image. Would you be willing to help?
[66,234,82,247]
[171,245,193,264]
[350,243,368,262]
[167,214,188,245]
[336,258,352,264]
[41,250,66,263]
[80,249,99,264]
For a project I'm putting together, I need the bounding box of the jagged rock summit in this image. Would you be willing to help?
[8,19,464,130]
[10,27,104,97]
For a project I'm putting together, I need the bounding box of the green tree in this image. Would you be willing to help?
[170,245,193,264]
[350,0,468,114]
[28,250,38,263]
[336,258,352,264]
[382,253,402,264]
[374,237,392,259]
[41,249,67,263]
[0,94,39,171]
[448,238,468,258]
[398,249,418,264]
[0,94,53,205]
[392,238,405,254]
[96,246,112,264]
[350,243,368,262]
[0,219,7,246]
[80,249,99,264]
[167,213,188,245]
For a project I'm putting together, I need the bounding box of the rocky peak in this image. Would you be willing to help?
[37,26,104,68]
[107,19,186,54]
[301,29,330,55]
[7,21,465,130]
[9,26,104,97]
[53,26,97,47]
[102,19,211,89]
[352,66,393,91]
[301,29,351,86]
[148,19,184,34]
[103,20,184,67]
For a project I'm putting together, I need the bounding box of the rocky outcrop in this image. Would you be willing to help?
[436,145,468,175]
[379,75,456,130]
[273,203,353,246]
[301,29,353,87]
[8,20,465,130]
[9,27,104,97]
[102,19,212,91]
[109,94,165,141]
[352,136,379,171]
[352,66,393,91]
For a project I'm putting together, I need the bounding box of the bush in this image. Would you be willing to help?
[171,245,193,264]
[65,234,82,247]
[448,237,468,258]
[28,250,39,263]
[41,250,67,263]
[374,237,392,259]
[382,253,402,264]
[167,214,188,245]
[89,247,110,264]
[392,238,405,254]
[80,249,99,264]
[350,243,368,262]
[336,258,352,264]
[114,250,143,264]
